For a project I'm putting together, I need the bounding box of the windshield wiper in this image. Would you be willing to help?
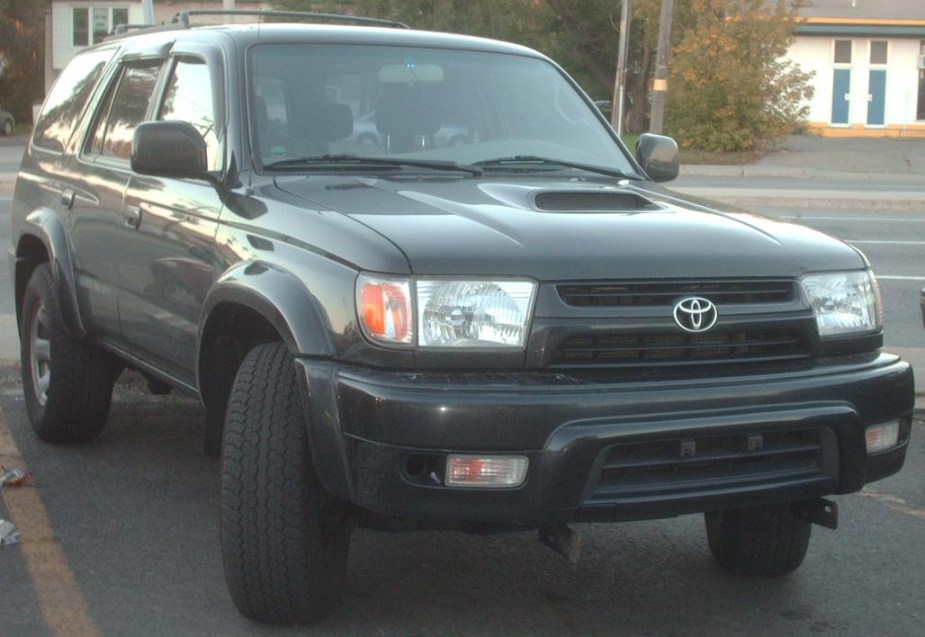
[264,154,483,176]
[474,156,641,180]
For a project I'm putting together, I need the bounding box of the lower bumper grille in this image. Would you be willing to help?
[584,429,834,505]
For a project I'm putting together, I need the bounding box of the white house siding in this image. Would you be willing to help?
[52,3,143,72]
[49,1,270,80]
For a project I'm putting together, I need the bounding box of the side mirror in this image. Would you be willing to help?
[635,133,680,183]
[132,121,208,178]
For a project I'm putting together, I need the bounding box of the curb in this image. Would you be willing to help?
[679,164,925,184]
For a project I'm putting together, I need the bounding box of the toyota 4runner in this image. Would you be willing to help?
[10,10,915,624]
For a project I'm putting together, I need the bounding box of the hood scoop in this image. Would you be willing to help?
[532,190,661,212]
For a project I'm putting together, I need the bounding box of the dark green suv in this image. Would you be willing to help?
[10,10,915,625]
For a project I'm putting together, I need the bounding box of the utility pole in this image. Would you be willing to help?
[648,0,674,134]
[141,0,154,24]
[610,0,632,137]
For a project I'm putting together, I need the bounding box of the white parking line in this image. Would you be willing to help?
[876,276,925,281]
[847,240,925,246]
[0,406,103,637]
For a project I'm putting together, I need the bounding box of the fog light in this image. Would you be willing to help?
[446,455,528,488]
[866,420,900,454]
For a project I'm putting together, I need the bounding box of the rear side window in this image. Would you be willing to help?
[85,61,162,162]
[33,48,114,153]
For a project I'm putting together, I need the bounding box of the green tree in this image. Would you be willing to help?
[0,0,46,123]
[665,0,813,151]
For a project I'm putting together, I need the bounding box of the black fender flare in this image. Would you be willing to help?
[19,208,87,339]
[197,260,336,368]
[198,261,351,494]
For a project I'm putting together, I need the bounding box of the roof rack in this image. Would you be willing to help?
[172,9,409,30]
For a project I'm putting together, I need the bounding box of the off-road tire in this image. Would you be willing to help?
[20,264,117,443]
[705,503,812,576]
[220,342,352,625]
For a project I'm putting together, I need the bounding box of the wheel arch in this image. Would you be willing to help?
[196,261,338,456]
[15,209,86,339]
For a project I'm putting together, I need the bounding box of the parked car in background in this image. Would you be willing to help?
[0,107,14,136]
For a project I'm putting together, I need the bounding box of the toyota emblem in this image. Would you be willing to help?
[673,297,718,333]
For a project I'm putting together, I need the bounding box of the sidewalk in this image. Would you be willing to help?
[676,135,925,211]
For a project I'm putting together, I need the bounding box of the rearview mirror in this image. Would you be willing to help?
[635,133,679,183]
[378,63,444,83]
[132,121,208,178]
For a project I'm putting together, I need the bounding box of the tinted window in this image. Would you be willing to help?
[33,48,114,153]
[95,62,162,161]
[159,58,222,170]
[249,45,632,173]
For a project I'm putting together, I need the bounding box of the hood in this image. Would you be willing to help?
[273,176,865,280]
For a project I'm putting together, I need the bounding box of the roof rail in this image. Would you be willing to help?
[172,9,409,29]
[105,22,183,41]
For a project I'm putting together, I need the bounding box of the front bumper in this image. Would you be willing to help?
[296,353,914,528]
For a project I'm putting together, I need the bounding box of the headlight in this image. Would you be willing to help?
[418,279,536,348]
[801,271,882,338]
[356,275,536,348]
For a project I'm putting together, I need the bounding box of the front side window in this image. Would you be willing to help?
[33,48,115,152]
[248,44,633,175]
[159,58,222,170]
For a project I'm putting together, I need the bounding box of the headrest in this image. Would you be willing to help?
[293,102,353,142]
[375,86,441,137]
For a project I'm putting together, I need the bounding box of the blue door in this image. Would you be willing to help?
[831,69,851,125]
[867,69,886,126]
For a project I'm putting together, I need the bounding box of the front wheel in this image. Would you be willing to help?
[220,342,352,624]
[20,264,117,443]
[705,503,812,576]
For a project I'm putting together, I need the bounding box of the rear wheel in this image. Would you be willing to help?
[1,118,11,136]
[20,264,117,443]
[220,342,352,624]
[705,503,811,576]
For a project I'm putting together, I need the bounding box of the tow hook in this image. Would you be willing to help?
[539,525,583,564]
[795,497,839,529]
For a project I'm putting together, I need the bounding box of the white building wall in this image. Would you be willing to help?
[52,3,142,71]
[789,37,833,123]
[788,34,925,134]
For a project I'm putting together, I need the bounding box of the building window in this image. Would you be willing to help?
[918,41,925,121]
[73,8,88,46]
[869,41,888,65]
[73,6,130,47]
[834,40,852,64]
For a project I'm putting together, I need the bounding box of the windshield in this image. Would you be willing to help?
[248,44,636,175]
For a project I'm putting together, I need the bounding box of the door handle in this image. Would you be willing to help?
[124,205,142,229]
[60,188,75,209]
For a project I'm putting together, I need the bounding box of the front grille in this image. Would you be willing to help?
[550,328,810,368]
[557,280,794,308]
[585,429,829,504]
